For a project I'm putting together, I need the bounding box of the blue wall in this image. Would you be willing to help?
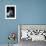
[0,0,46,44]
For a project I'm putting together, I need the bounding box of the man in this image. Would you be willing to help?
[7,8,14,18]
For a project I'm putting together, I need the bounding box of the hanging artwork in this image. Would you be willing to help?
[5,5,16,19]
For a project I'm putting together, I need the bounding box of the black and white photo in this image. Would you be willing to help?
[5,5,16,19]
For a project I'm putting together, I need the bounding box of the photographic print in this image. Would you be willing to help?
[5,5,16,19]
[18,24,46,46]
[18,24,46,41]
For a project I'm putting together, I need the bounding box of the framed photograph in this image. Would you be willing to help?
[18,24,46,42]
[5,5,16,19]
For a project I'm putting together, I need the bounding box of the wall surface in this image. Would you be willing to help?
[0,0,46,44]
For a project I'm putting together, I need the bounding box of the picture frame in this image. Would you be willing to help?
[18,24,46,42]
[5,5,16,19]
